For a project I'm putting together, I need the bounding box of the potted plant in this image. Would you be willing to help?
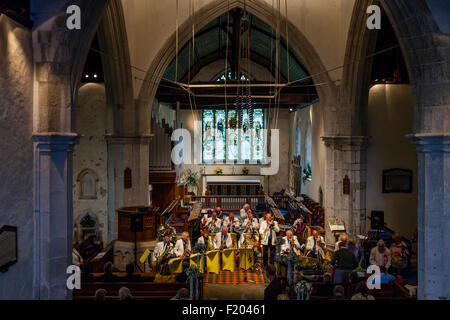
[214,167,223,175]
[241,166,249,175]
[185,170,199,195]
[302,163,312,184]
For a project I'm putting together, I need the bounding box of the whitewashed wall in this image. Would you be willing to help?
[73,83,111,244]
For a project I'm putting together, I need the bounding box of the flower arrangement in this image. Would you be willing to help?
[241,166,249,175]
[295,280,312,300]
[214,167,223,175]
[185,169,199,187]
[157,223,177,244]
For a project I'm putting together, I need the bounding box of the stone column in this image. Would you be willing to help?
[321,136,369,244]
[105,135,152,242]
[409,133,450,300]
[32,133,79,300]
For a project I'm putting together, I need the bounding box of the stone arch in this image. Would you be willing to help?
[341,0,450,300]
[76,168,100,199]
[137,0,337,132]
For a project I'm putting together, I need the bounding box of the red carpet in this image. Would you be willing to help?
[206,269,267,284]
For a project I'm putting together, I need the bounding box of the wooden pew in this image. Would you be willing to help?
[73,273,203,300]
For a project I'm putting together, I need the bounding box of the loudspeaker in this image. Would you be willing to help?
[371,211,384,230]
[130,214,144,232]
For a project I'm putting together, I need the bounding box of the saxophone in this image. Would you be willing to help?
[182,241,191,258]
[156,243,172,271]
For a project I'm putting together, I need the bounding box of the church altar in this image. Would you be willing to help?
[201,174,264,195]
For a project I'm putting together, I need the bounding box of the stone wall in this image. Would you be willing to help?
[0,15,34,299]
[366,84,418,238]
[73,83,111,244]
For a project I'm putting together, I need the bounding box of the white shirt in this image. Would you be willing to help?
[281,236,301,254]
[259,220,280,246]
[223,216,240,233]
[241,217,259,233]
[173,238,191,257]
[213,232,233,249]
[306,235,325,258]
[152,241,174,263]
[206,216,222,232]
[240,208,248,220]
[197,236,214,250]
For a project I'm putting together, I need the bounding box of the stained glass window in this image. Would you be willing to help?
[202,110,214,162]
[202,108,265,163]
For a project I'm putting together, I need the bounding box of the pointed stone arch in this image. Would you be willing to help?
[136,0,337,131]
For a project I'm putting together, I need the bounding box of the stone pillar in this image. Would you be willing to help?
[409,133,450,300]
[32,133,79,300]
[105,135,151,242]
[321,136,369,244]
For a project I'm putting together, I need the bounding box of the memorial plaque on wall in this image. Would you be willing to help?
[382,168,413,193]
[0,225,18,272]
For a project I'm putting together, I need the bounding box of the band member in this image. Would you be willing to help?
[240,203,251,220]
[242,211,259,233]
[174,232,191,258]
[216,207,224,219]
[259,212,280,267]
[206,210,222,233]
[281,230,302,255]
[223,213,240,234]
[306,230,325,260]
[292,216,306,235]
[152,235,174,273]
[334,234,348,251]
[214,226,233,249]
[197,229,213,251]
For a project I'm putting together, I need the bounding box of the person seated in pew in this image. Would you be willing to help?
[174,232,192,258]
[351,281,375,300]
[264,265,282,301]
[223,213,240,234]
[240,203,251,220]
[171,288,190,300]
[206,210,222,233]
[94,288,107,301]
[97,262,121,282]
[197,229,214,251]
[118,287,133,300]
[280,230,302,255]
[214,226,233,250]
[123,263,143,282]
[330,285,346,300]
[241,211,259,233]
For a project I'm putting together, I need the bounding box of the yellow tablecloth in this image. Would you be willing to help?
[206,250,221,274]
[189,253,204,273]
[168,257,183,274]
[238,248,254,270]
[222,248,236,272]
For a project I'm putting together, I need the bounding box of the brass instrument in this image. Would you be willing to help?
[155,243,172,273]
[182,241,191,258]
